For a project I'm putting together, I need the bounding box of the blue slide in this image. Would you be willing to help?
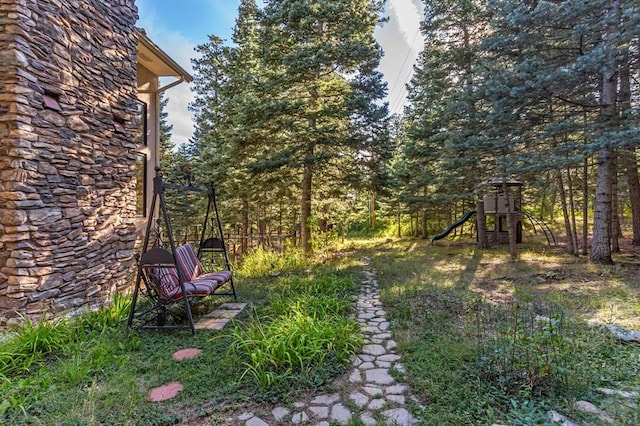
[431,211,476,243]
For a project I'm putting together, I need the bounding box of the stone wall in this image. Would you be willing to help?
[0,0,140,324]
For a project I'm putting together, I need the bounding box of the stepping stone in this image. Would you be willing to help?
[387,384,409,394]
[195,317,228,330]
[291,411,309,424]
[362,344,386,356]
[309,406,329,419]
[388,394,406,405]
[365,368,395,385]
[350,392,369,408]
[368,398,385,410]
[331,403,352,424]
[219,302,247,310]
[361,413,377,426]
[382,407,418,425]
[148,382,183,402]
[246,417,269,426]
[311,393,341,405]
[238,412,255,421]
[272,406,289,421]
[172,348,202,361]
[379,354,401,362]
[205,309,238,319]
[349,369,363,383]
[363,386,383,397]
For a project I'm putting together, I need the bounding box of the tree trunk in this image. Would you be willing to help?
[611,154,620,252]
[396,200,402,238]
[300,144,313,254]
[502,183,518,259]
[619,43,640,245]
[557,170,575,255]
[582,157,589,256]
[421,210,428,239]
[370,190,375,231]
[567,168,579,254]
[476,198,488,249]
[241,198,249,254]
[591,0,619,264]
[625,149,640,245]
[591,148,614,263]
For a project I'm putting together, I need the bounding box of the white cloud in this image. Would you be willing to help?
[154,31,198,148]
[136,3,198,148]
[375,0,423,114]
[388,0,423,49]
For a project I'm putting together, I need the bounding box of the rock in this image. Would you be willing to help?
[330,403,352,424]
[365,368,395,385]
[271,406,289,421]
[382,407,418,425]
[604,324,640,343]
[311,394,340,405]
[547,410,578,426]
[596,388,639,399]
[291,411,309,424]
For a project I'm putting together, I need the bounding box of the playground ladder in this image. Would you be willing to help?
[522,211,556,246]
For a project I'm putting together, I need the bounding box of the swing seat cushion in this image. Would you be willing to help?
[174,244,233,285]
[175,243,204,280]
[150,266,219,301]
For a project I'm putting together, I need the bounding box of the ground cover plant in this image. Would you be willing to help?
[1,237,639,425]
[0,250,363,425]
[371,239,640,425]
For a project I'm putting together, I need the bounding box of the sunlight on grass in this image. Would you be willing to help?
[371,239,640,425]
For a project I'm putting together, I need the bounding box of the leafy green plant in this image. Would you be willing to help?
[78,293,131,332]
[476,303,572,395]
[229,273,361,390]
[0,316,74,379]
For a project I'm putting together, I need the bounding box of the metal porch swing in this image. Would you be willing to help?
[127,167,236,334]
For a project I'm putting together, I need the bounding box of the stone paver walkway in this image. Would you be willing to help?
[195,302,247,330]
[226,258,419,425]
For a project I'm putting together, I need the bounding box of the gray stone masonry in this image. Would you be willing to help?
[0,0,139,324]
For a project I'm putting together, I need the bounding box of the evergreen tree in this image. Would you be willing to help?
[158,93,174,176]
[251,0,389,253]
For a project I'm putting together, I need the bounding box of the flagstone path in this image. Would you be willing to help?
[223,258,420,425]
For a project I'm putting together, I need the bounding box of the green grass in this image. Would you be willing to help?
[229,274,361,395]
[2,237,640,425]
[372,239,640,425]
[0,254,364,425]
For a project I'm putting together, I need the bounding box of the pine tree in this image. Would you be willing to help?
[251,0,388,253]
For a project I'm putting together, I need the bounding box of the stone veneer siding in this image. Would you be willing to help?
[0,0,140,324]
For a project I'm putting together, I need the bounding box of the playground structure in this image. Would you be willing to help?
[481,177,523,245]
[432,178,554,246]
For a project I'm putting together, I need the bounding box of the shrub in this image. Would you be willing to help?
[475,302,572,395]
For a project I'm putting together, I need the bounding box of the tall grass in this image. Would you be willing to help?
[237,247,308,278]
[0,293,133,379]
[229,274,362,391]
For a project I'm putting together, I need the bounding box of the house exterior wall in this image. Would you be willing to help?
[136,64,159,218]
[0,0,140,324]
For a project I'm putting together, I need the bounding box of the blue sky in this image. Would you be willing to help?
[136,0,423,146]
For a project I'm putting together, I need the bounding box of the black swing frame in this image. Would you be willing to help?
[127,167,236,334]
